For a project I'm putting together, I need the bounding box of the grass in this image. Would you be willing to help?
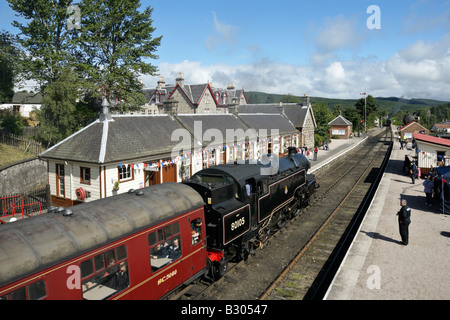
[0,144,36,167]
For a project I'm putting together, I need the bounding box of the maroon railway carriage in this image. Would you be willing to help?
[0,183,207,300]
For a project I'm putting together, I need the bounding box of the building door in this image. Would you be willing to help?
[145,169,161,187]
[162,162,177,183]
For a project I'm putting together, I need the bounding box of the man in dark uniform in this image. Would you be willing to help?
[410,161,418,184]
[397,199,411,245]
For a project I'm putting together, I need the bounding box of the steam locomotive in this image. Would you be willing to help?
[0,148,316,300]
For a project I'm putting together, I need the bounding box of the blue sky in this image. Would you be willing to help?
[2,0,450,100]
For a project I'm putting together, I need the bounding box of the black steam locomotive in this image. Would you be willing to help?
[184,147,317,278]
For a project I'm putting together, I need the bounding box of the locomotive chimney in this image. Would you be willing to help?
[288,146,297,156]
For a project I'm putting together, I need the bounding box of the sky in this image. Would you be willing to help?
[1,0,450,100]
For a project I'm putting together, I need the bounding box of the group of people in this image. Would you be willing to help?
[399,138,409,149]
[296,145,320,161]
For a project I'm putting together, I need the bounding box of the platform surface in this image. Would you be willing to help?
[324,127,450,300]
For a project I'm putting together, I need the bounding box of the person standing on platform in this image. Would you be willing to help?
[410,161,418,184]
[313,146,318,161]
[423,175,434,206]
[397,199,411,245]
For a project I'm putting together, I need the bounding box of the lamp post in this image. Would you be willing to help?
[360,92,367,135]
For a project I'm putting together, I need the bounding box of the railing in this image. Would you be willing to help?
[0,132,45,155]
[0,185,49,223]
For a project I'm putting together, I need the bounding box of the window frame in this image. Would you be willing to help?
[56,164,65,197]
[148,222,182,272]
[80,244,129,300]
[80,167,91,185]
[118,164,134,182]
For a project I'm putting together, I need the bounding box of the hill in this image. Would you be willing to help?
[245,91,449,114]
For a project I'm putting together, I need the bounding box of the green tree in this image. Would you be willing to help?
[7,0,76,90]
[0,112,26,135]
[281,94,300,104]
[36,69,83,145]
[0,30,22,103]
[354,95,379,123]
[312,102,334,146]
[76,0,162,111]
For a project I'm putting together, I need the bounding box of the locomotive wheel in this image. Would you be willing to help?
[291,207,300,217]
[276,213,288,229]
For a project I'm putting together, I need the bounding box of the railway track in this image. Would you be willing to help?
[177,127,392,300]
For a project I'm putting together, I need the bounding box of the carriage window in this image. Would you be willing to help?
[81,245,129,300]
[28,280,46,300]
[0,280,46,300]
[149,222,181,272]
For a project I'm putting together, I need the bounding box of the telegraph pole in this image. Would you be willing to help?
[360,92,367,135]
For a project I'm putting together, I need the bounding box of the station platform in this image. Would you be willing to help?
[308,133,368,174]
[324,127,450,300]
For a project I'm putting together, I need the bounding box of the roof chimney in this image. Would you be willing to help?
[99,97,112,121]
[227,82,235,90]
[176,72,184,87]
[157,76,165,89]
[303,94,310,106]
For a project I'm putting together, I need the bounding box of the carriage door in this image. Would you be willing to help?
[188,214,207,278]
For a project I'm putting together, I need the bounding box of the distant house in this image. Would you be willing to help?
[431,122,450,133]
[39,100,300,206]
[141,73,248,115]
[398,121,429,140]
[413,132,450,176]
[328,114,353,139]
[0,92,43,118]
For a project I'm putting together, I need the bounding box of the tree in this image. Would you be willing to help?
[354,95,379,121]
[76,0,162,111]
[312,102,334,146]
[7,0,76,90]
[36,69,84,145]
[0,30,21,103]
[281,94,300,104]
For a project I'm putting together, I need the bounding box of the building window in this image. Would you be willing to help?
[56,164,65,197]
[118,165,133,182]
[80,167,91,185]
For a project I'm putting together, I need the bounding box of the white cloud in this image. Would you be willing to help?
[142,34,450,101]
[205,12,238,52]
[314,15,363,52]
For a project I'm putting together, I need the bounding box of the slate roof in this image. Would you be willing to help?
[40,113,300,165]
[143,83,215,106]
[237,113,298,137]
[40,115,191,164]
[176,114,257,146]
[328,114,353,126]
[11,92,43,104]
[238,103,315,129]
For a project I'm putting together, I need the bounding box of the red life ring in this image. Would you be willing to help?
[75,187,86,200]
